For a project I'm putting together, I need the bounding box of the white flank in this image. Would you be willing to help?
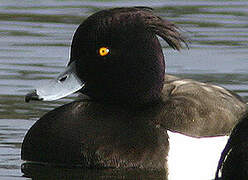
[167,131,228,180]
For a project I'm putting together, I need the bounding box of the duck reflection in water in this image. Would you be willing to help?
[22,7,247,180]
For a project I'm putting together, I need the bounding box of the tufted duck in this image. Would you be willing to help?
[22,7,247,179]
[215,113,248,180]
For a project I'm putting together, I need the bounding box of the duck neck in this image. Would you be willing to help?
[84,57,165,107]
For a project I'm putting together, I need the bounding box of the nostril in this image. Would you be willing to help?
[59,75,68,82]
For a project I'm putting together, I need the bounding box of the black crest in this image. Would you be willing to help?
[96,7,187,50]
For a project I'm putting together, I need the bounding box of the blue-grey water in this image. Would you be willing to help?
[0,0,248,179]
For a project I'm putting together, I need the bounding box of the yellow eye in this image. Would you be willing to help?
[99,47,110,57]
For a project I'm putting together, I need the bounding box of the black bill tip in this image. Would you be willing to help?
[25,90,43,103]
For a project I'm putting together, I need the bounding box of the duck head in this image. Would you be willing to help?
[25,7,185,105]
